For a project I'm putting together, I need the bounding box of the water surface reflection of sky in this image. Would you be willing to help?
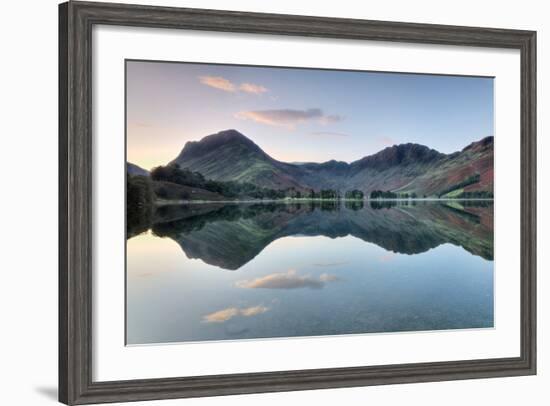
[127,207,493,345]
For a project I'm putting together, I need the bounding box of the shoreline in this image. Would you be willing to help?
[155,197,495,206]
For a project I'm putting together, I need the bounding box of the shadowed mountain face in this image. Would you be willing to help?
[169,129,493,196]
[142,201,493,270]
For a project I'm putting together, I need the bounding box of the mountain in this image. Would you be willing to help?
[127,162,149,177]
[388,136,494,197]
[170,130,304,190]
[169,129,493,197]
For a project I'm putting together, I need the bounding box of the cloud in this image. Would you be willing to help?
[319,273,339,282]
[320,115,344,124]
[202,307,239,323]
[199,76,236,92]
[236,269,339,290]
[202,305,269,323]
[239,83,268,94]
[198,76,268,95]
[235,108,343,129]
[240,305,270,316]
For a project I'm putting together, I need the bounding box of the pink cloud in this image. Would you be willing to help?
[235,108,343,129]
[199,76,236,92]
[236,269,339,290]
[239,83,268,94]
[202,305,269,323]
[199,76,268,95]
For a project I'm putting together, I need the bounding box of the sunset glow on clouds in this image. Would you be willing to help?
[127,61,494,167]
[199,75,268,94]
[236,269,339,290]
[239,82,268,94]
[202,305,270,323]
[235,108,343,129]
[199,75,236,92]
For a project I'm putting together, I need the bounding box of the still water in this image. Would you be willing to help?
[127,201,494,345]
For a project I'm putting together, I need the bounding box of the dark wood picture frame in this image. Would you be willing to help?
[59,1,537,404]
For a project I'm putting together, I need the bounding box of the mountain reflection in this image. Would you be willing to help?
[128,200,493,270]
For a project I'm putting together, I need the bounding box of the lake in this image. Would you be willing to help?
[126,200,494,345]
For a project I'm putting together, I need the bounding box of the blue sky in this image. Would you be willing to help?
[127,60,494,170]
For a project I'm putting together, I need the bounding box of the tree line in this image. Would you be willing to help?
[127,174,154,236]
[344,190,364,200]
[151,164,287,199]
[150,164,361,201]
[437,173,481,198]
[457,190,493,199]
[370,190,417,199]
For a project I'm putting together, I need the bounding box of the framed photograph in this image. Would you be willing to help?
[59,1,536,404]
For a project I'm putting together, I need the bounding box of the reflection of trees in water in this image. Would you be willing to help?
[345,200,364,210]
[127,175,153,238]
[369,200,420,209]
[152,202,335,237]
[442,203,481,224]
[461,200,492,208]
[370,200,397,210]
[128,200,494,270]
[319,200,340,211]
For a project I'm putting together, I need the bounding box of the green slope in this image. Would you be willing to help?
[170,129,493,198]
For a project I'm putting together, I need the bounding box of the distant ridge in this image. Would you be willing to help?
[127,162,149,177]
[169,129,493,197]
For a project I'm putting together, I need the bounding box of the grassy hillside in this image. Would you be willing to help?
[171,130,305,190]
[393,137,493,197]
[168,130,493,198]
